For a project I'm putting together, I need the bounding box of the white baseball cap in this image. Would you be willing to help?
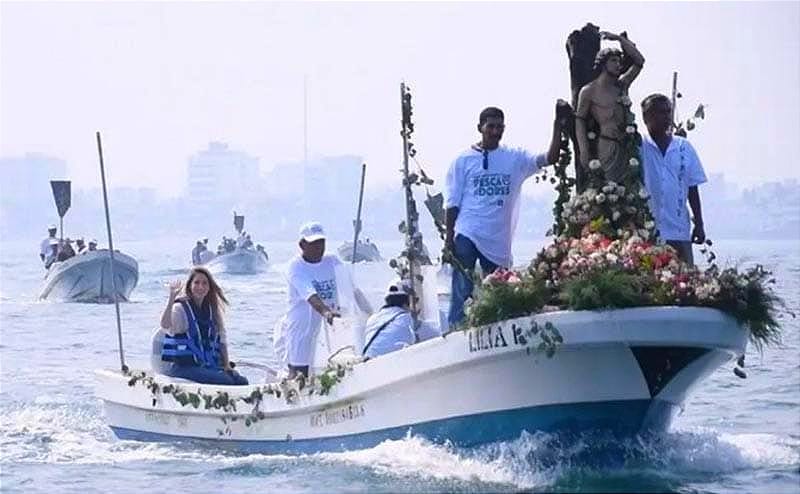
[299,221,326,242]
[385,278,412,298]
[48,224,57,230]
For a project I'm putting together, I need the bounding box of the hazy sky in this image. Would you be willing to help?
[1,1,798,198]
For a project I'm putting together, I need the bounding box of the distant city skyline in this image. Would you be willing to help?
[1,2,798,199]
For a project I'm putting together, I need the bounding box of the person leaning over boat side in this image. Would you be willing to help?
[160,267,248,385]
[191,239,204,265]
[362,280,439,360]
[88,239,98,251]
[274,221,372,381]
[39,224,58,265]
[640,93,707,264]
[444,102,564,327]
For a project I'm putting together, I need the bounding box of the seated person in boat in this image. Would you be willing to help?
[274,221,372,381]
[56,238,76,262]
[75,238,87,254]
[639,93,707,264]
[158,267,248,385]
[39,224,58,265]
[88,239,98,252]
[444,103,563,327]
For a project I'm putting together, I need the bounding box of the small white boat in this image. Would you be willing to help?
[40,249,139,303]
[338,241,382,263]
[96,307,747,454]
[204,248,268,275]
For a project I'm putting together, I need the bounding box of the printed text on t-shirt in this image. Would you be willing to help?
[312,279,337,304]
[472,173,511,197]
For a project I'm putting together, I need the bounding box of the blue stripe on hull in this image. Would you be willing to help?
[110,399,677,455]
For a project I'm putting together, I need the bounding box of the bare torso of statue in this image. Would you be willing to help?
[575,31,645,184]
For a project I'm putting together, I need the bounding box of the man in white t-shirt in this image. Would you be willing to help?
[444,104,564,327]
[39,225,58,265]
[639,93,707,264]
[275,221,371,380]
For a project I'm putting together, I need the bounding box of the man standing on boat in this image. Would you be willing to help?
[39,224,58,265]
[444,103,564,327]
[274,221,372,381]
[639,93,707,264]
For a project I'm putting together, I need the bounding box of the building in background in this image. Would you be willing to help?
[0,153,68,237]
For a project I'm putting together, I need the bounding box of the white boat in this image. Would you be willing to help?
[338,241,382,263]
[39,249,139,303]
[204,248,268,275]
[95,307,747,454]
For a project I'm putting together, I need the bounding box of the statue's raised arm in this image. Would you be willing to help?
[574,30,645,184]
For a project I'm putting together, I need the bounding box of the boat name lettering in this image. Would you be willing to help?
[144,411,171,426]
[469,323,536,352]
[310,403,366,428]
[468,325,509,352]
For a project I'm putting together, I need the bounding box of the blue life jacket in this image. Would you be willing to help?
[161,299,222,368]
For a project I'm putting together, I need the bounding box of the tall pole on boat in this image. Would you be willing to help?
[399,82,419,319]
[96,131,127,372]
[351,163,367,264]
[303,74,308,166]
[670,71,678,131]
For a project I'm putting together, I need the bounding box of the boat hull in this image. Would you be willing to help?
[96,307,747,453]
[39,250,138,303]
[204,250,268,274]
[338,242,382,263]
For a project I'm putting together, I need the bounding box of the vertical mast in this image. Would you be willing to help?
[400,82,419,319]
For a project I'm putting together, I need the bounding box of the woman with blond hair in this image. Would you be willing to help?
[157,267,248,385]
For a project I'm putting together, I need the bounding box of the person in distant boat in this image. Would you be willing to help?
[273,221,372,381]
[39,224,58,264]
[75,238,87,254]
[191,239,204,265]
[444,102,564,327]
[44,238,59,269]
[88,239,98,251]
[159,267,248,385]
[57,238,76,262]
[362,280,440,360]
[256,244,268,261]
[639,93,706,264]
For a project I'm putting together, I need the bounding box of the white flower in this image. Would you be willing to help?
[546,246,559,259]
[626,206,637,214]
[629,158,639,167]
[638,229,651,239]
[602,185,614,194]
[626,125,636,134]
[645,220,656,229]
[582,203,591,212]
[606,253,619,263]
[607,194,619,203]
[589,159,602,170]
[612,211,621,221]
[587,131,597,140]
[585,188,597,198]
[595,193,606,204]
[617,228,624,236]
[638,187,650,199]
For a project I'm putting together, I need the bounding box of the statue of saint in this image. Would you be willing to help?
[575,31,645,184]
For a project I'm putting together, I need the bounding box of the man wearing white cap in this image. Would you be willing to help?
[39,224,58,265]
[274,221,368,380]
[88,239,98,251]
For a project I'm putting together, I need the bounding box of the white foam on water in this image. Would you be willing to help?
[315,433,549,490]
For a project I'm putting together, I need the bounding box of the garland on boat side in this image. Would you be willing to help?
[123,360,356,435]
[464,89,789,351]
